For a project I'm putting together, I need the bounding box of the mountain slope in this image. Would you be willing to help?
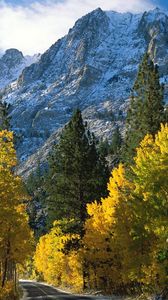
[0,49,40,89]
[1,7,168,173]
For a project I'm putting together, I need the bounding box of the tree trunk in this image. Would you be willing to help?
[1,239,10,287]
[82,259,88,291]
[2,257,8,287]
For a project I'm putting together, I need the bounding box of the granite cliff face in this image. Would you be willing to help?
[0,48,40,89]
[1,7,168,176]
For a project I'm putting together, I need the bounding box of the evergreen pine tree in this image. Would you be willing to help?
[164,104,168,123]
[110,126,122,154]
[107,126,123,168]
[123,53,165,162]
[46,109,109,237]
[0,100,10,130]
[98,138,110,157]
[26,165,47,238]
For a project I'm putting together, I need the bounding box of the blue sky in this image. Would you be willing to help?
[158,0,168,8]
[153,0,168,8]
[0,0,167,55]
[3,0,168,8]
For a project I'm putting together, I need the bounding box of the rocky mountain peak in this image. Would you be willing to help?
[69,7,107,34]
[1,48,24,68]
[67,7,109,47]
[139,7,168,33]
[0,48,40,89]
[146,7,167,20]
[18,8,109,87]
[137,8,168,63]
[1,7,168,176]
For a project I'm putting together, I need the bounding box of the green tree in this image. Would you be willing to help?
[83,124,168,293]
[123,53,165,162]
[0,100,10,130]
[110,126,122,154]
[98,138,110,157]
[46,109,109,237]
[26,165,47,238]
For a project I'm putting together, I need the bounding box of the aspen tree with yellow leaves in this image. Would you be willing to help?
[127,124,168,290]
[33,125,167,295]
[83,124,168,293]
[34,221,83,291]
[83,164,133,292]
[0,130,33,299]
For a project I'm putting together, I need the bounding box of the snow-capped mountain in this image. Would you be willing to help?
[1,7,168,176]
[0,49,40,89]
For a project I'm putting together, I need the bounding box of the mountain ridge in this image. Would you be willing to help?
[0,48,40,89]
[1,7,168,177]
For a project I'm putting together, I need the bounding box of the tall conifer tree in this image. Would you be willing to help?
[0,100,10,130]
[110,126,122,154]
[26,165,47,238]
[46,109,109,236]
[123,53,165,162]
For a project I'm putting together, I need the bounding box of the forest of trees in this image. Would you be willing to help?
[0,53,168,298]
[35,124,168,293]
[0,130,32,300]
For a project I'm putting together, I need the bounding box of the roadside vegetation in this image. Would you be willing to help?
[32,54,168,295]
[0,53,167,298]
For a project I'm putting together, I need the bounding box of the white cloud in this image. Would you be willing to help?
[0,0,155,55]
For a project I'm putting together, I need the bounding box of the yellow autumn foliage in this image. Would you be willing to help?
[34,221,83,291]
[0,281,19,300]
[130,123,168,288]
[83,164,133,291]
[83,124,168,292]
[0,130,33,291]
[33,124,168,293]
